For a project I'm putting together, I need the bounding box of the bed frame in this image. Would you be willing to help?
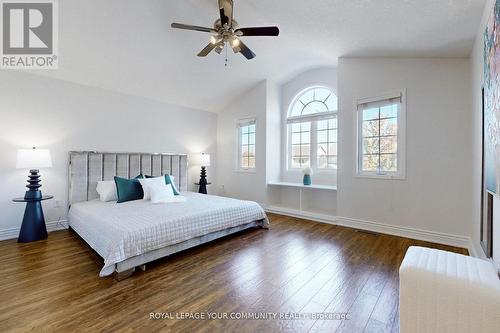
[69,151,267,280]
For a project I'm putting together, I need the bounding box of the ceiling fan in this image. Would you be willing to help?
[171,0,279,60]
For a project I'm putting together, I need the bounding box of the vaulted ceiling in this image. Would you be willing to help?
[35,0,486,112]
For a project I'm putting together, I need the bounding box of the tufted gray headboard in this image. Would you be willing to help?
[69,151,188,205]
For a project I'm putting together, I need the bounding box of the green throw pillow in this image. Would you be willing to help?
[114,175,144,203]
[144,174,180,195]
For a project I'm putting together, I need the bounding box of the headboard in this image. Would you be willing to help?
[69,151,188,205]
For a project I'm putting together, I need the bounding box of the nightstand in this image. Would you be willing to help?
[13,195,53,243]
[194,182,212,194]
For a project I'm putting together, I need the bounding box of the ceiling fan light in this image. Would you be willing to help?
[215,44,224,54]
[232,38,240,47]
[210,36,219,44]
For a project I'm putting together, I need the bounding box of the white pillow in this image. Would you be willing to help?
[96,180,117,202]
[150,184,175,204]
[138,176,166,200]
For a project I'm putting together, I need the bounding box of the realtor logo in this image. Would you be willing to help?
[1,0,58,69]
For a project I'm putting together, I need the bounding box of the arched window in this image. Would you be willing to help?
[287,86,338,170]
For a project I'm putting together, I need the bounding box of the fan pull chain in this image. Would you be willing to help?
[225,43,228,67]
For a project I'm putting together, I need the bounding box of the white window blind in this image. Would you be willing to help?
[357,92,402,109]
[237,119,256,127]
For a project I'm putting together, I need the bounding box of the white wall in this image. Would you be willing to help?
[471,0,500,264]
[337,58,473,243]
[0,71,217,238]
[216,81,268,204]
[266,81,282,184]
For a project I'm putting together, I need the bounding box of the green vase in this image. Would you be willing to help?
[303,174,311,185]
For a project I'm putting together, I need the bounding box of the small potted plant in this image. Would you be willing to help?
[302,166,312,185]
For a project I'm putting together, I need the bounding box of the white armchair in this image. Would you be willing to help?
[399,246,500,333]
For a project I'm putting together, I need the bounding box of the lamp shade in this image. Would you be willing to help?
[200,153,210,167]
[16,148,52,169]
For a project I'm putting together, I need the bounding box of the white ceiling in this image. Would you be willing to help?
[35,0,486,112]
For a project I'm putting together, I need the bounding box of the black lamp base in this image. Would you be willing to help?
[198,166,208,194]
[24,169,42,200]
[18,169,48,243]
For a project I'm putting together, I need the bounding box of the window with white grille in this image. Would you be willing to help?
[357,91,406,178]
[287,86,338,171]
[237,119,256,170]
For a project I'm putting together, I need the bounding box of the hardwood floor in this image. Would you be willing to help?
[0,214,467,333]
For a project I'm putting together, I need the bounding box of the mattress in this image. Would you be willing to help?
[68,192,268,276]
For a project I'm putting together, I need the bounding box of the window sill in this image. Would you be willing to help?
[235,169,256,174]
[267,181,337,191]
[285,168,337,174]
[354,174,406,180]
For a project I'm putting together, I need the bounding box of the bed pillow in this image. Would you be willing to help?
[138,176,166,201]
[114,176,144,203]
[144,174,180,195]
[150,183,175,204]
[96,180,117,202]
[164,175,180,195]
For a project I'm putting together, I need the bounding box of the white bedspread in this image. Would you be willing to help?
[68,192,268,276]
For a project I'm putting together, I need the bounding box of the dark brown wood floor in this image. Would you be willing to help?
[0,214,467,333]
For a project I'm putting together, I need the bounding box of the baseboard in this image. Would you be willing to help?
[264,206,475,256]
[468,241,480,258]
[265,205,337,224]
[0,219,68,241]
[336,216,474,254]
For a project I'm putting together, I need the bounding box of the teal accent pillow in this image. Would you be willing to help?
[114,175,144,203]
[144,174,180,195]
[164,174,180,195]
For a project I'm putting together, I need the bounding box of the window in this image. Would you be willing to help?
[287,86,338,171]
[290,122,311,168]
[356,91,406,178]
[317,118,338,169]
[237,119,256,170]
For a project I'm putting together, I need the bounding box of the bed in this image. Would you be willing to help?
[68,151,268,279]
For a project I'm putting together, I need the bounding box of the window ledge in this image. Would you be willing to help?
[267,181,337,191]
[235,169,256,174]
[354,174,406,180]
[285,169,337,174]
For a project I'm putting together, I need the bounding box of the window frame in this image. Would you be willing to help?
[236,118,257,172]
[286,86,338,173]
[355,90,406,180]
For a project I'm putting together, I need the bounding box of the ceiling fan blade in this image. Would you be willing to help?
[171,23,216,33]
[238,40,256,60]
[197,43,217,57]
[236,27,280,37]
[219,0,233,27]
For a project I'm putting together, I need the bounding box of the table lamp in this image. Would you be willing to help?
[16,147,52,199]
[198,153,210,194]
